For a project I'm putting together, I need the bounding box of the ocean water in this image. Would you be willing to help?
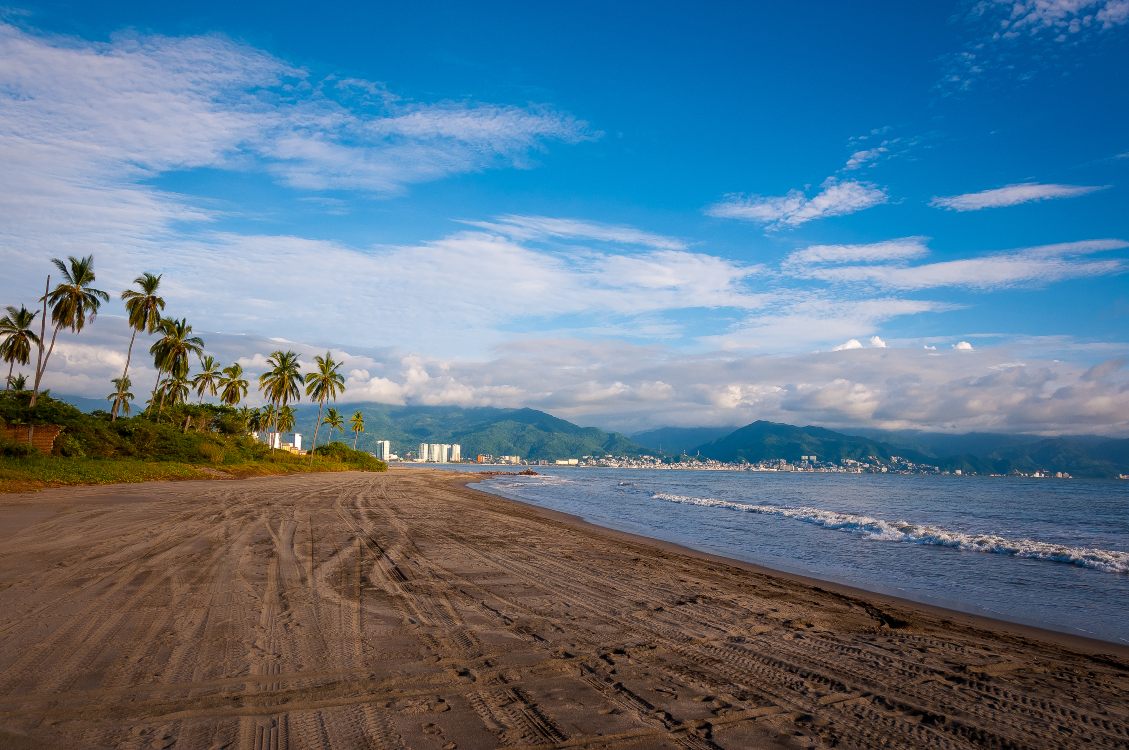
[447,467,1129,644]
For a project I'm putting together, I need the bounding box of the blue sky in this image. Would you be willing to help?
[2,1,1128,434]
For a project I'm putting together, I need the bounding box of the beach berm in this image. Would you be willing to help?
[0,468,1126,748]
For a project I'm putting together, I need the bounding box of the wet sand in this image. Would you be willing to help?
[0,468,1126,749]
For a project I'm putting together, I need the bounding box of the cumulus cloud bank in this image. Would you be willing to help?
[34,324,1129,437]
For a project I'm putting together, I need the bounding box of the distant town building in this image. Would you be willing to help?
[450,444,461,462]
[374,440,391,461]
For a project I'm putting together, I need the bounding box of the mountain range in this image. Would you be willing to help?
[55,395,1129,477]
[289,404,643,461]
[643,421,1129,478]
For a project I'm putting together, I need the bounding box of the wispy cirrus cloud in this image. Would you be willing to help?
[794,239,1128,290]
[701,297,952,352]
[69,224,765,358]
[784,238,930,268]
[707,178,888,229]
[460,214,687,250]
[931,182,1108,211]
[0,20,595,319]
[0,20,590,222]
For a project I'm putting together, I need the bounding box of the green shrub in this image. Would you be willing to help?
[0,436,37,458]
[55,434,86,458]
[198,440,225,464]
[313,441,387,471]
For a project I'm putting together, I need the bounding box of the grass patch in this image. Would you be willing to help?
[0,453,386,493]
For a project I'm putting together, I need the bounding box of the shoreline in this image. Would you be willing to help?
[454,471,1129,656]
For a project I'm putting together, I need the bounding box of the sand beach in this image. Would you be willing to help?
[0,468,1126,749]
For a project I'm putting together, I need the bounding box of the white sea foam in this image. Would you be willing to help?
[651,493,1129,575]
[485,475,573,489]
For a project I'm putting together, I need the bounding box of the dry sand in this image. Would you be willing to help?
[0,468,1126,749]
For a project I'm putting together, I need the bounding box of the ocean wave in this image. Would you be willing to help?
[651,493,1129,575]
[485,475,573,489]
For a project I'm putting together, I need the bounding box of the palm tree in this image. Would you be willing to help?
[259,403,278,448]
[8,373,27,391]
[148,317,204,419]
[107,376,134,417]
[30,255,109,408]
[247,407,264,437]
[192,355,222,402]
[0,305,40,391]
[324,407,344,443]
[218,363,249,407]
[236,405,253,433]
[350,411,365,450]
[303,351,345,455]
[276,405,296,444]
[161,373,191,408]
[258,350,301,450]
[116,273,164,420]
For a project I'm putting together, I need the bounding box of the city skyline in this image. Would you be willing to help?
[2,3,1128,435]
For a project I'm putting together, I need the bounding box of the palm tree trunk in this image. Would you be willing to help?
[28,274,50,410]
[353,431,359,450]
[30,322,61,412]
[148,367,164,420]
[308,398,326,460]
[113,328,138,421]
[4,360,12,391]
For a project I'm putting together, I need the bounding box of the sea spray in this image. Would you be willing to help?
[651,492,1129,575]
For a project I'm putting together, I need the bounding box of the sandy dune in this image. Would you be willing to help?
[0,469,1126,749]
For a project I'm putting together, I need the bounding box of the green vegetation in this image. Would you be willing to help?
[0,254,394,492]
[689,420,1129,478]
[312,440,386,471]
[696,421,912,465]
[0,391,385,493]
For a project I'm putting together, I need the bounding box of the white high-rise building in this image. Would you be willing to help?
[374,440,391,461]
[419,442,429,462]
[450,444,461,462]
[429,443,442,463]
[439,444,450,463]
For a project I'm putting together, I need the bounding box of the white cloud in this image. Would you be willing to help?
[707,178,888,229]
[845,147,887,170]
[0,21,590,266]
[784,237,930,268]
[802,239,1128,290]
[833,339,864,351]
[993,0,1129,35]
[703,297,952,352]
[953,341,975,351]
[29,321,1129,437]
[460,214,687,250]
[942,1,1129,91]
[931,182,1108,211]
[869,336,888,348]
[50,225,763,359]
